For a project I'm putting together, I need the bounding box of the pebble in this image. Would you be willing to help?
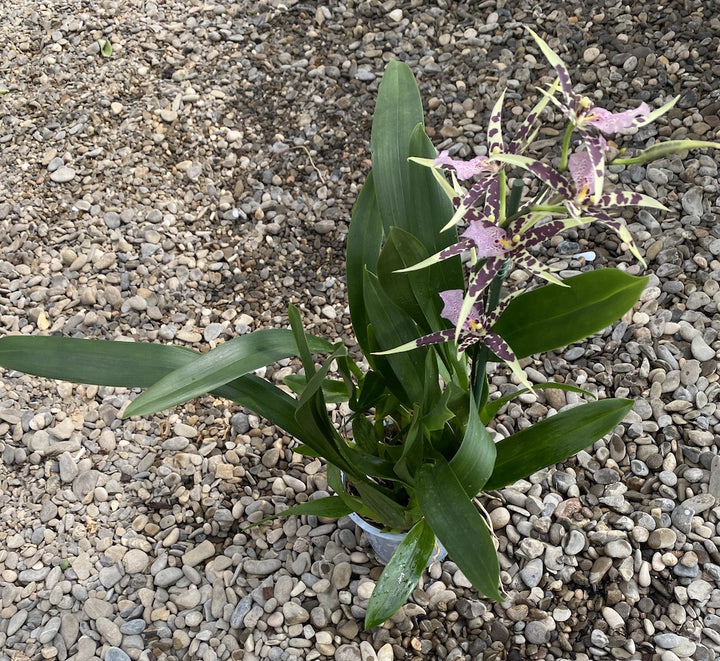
[50,166,76,182]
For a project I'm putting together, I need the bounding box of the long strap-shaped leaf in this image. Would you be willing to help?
[0,335,309,442]
[124,329,332,417]
[484,398,633,491]
[416,459,502,600]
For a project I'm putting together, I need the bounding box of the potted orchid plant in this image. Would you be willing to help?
[1,28,718,628]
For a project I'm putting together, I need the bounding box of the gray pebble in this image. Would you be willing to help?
[154,567,184,587]
[519,558,544,588]
[50,166,76,182]
[105,648,131,661]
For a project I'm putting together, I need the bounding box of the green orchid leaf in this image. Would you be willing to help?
[449,390,496,497]
[493,270,647,358]
[123,329,333,417]
[0,336,195,388]
[352,414,380,456]
[243,496,353,530]
[283,374,349,404]
[363,270,433,407]
[406,125,464,290]
[364,518,435,629]
[484,398,633,491]
[480,382,596,425]
[371,61,426,235]
[377,227,438,332]
[288,305,316,381]
[392,411,425,485]
[353,479,409,532]
[347,171,384,357]
[0,335,312,443]
[416,459,502,600]
[612,140,720,165]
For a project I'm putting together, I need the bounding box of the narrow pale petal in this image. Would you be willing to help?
[394,239,474,273]
[596,192,668,211]
[592,210,646,266]
[525,27,576,110]
[487,90,506,155]
[373,329,456,355]
[510,79,560,154]
[515,252,567,287]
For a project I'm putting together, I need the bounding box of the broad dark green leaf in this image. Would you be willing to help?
[392,411,424,485]
[365,519,435,629]
[353,478,410,532]
[377,227,437,332]
[371,60,425,234]
[484,398,633,491]
[406,124,463,291]
[449,391,496,497]
[493,270,647,358]
[283,374,349,403]
[124,329,333,417]
[363,271,432,407]
[352,414,380,456]
[416,459,502,600]
[347,172,384,356]
[243,496,353,530]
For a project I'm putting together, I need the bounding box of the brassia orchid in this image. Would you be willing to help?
[0,28,718,631]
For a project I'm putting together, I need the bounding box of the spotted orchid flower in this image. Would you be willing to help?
[490,151,667,264]
[375,289,532,389]
[526,27,678,190]
[527,27,678,138]
[410,82,559,231]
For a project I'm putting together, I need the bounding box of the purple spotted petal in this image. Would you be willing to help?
[414,329,457,348]
[487,90,506,155]
[458,333,483,353]
[464,176,493,209]
[518,220,566,249]
[435,151,492,180]
[516,158,574,198]
[587,103,651,134]
[435,238,476,262]
[484,331,515,361]
[483,176,501,221]
[461,220,507,258]
[467,259,501,300]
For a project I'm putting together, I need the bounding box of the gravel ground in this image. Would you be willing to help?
[1,1,720,660]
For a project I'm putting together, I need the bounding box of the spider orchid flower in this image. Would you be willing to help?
[526,27,678,182]
[491,151,667,265]
[375,290,532,389]
[527,27,678,137]
[410,82,559,231]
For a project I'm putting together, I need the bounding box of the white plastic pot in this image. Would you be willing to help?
[349,511,448,565]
